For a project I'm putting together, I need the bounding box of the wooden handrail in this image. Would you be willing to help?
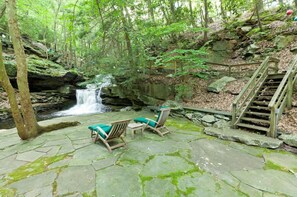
[268,57,297,108]
[231,56,278,127]
[268,56,297,137]
[233,57,270,105]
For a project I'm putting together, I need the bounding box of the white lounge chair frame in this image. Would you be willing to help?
[145,108,171,137]
[92,119,131,152]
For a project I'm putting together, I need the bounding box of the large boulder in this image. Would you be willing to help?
[274,35,295,50]
[212,40,236,52]
[4,55,84,92]
[278,134,297,148]
[208,76,236,93]
[101,78,175,106]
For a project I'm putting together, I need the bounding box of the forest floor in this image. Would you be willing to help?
[181,47,297,135]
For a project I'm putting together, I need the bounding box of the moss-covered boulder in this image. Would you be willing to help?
[4,55,84,91]
[274,35,295,50]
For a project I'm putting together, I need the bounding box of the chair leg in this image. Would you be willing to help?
[102,140,112,152]
[120,136,126,145]
[93,133,99,143]
[150,127,164,137]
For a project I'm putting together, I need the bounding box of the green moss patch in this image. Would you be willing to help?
[264,161,287,172]
[6,154,68,184]
[0,187,15,196]
[166,119,204,132]
[82,190,97,197]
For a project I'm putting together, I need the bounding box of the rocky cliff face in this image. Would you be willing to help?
[0,34,84,122]
[101,76,176,107]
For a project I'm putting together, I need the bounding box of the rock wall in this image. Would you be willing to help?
[0,35,84,123]
[101,78,176,106]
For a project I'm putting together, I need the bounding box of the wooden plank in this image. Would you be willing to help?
[183,107,231,117]
[245,111,270,116]
[252,101,269,106]
[249,106,270,110]
[287,72,293,109]
[269,106,277,138]
[233,57,270,105]
[236,123,269,132]
[240,117,270,124]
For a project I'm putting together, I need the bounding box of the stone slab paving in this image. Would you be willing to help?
[0,154,27,175]
[0,111,297,196]
[56,165,96,196]
[231,169,297,196]
[8,170,57,196]
[16,150,46,162]
[263,152,297,171]
[204,127,283,149]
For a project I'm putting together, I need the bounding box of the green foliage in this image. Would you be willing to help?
[0,0,288,81]
[156,48,208,77]
[175,84,193,101]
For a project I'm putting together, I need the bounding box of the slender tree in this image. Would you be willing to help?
[1,0,79,140]
[203,0,208,41]
[255,0,263,31]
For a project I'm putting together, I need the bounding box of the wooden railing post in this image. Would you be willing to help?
[228,65,231,76]
[231,103,237,128]
[269,106,277,138]
[287,72,293,110]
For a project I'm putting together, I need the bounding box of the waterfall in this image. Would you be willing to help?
[56,76,111,116]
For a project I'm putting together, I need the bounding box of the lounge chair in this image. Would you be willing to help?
[134,108,171,137]
[88,119,131,152]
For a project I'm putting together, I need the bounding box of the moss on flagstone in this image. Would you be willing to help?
[6,154,68,184]
[165,119,204,132]
[0,187,15,196]
[264,160,292,172]
[82,190,96,197]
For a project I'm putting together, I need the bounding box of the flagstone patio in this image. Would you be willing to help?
[0,110,297,196]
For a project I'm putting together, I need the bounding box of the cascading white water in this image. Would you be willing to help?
[56,76,111,116]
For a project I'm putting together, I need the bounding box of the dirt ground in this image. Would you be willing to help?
[181,68,297,135]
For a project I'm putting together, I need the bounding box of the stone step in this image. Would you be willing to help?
[252,101,269,106]
[255,95,273,101]
[248,106,270,111]
[236,123,269,133]
[258,91,276,96]
[241,117,270,124]
[260,86,279,90]
[245,111,270,117]
[204,127,282,149]
[267,74,285,79]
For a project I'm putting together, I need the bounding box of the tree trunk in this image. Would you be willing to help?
[53,0,62,51]
[160,4,169,24]
[220,0,226,20]
[147,0,155,23]
[6,0,39,137]
[203,0,208,41]
[255,0,263,31]
[188,0,196,27]
[95,0,106,54]
[5,0,80,140]
[168,0,176,23]
[0,42,28,139]
[120,7,134,68]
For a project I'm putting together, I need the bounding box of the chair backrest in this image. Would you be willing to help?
[108,119,131,139]
[156,108,170,127]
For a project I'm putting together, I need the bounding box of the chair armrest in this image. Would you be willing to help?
[146,118,157,124]
[96,127,108,137]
